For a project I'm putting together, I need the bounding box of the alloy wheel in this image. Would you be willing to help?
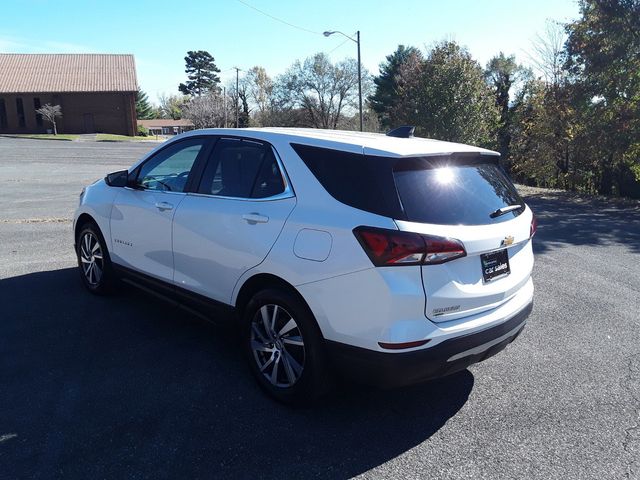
[250,304,306,388]
[79,232,104,286]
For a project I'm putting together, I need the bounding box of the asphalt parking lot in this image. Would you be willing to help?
[1,136,639,479]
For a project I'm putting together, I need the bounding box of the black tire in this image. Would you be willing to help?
[76,222,117,295]
[243,288,332,405]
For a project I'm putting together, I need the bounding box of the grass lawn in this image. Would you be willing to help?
[0,134,79,141]
[96,134,160,142]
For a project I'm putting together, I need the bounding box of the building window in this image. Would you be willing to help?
[33,98,43,127]
[0,99,7,129]
[16,98,26,127]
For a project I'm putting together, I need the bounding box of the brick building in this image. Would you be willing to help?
[137,119,195,136]
[0,54,137,136]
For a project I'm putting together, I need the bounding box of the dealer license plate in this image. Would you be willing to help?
[480,249,510,282]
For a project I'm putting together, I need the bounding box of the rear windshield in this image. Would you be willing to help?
[393,157,524,225]
[291,144,524,225]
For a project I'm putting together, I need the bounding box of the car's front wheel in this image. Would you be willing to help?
[243,288,331,404]
[76,223,116,295]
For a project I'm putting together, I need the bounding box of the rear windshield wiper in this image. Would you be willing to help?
[490,204,522,218]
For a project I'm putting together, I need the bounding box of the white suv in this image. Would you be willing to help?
[74,127,535,403]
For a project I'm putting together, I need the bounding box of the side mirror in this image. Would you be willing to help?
[105,170,129,187]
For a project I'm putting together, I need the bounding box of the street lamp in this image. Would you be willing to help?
[323,30,363,132]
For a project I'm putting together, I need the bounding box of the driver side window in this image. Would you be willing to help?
[136,138,205,192]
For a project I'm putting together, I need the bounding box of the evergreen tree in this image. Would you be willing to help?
[178,50,221,97]
[135,87,154,119]
[404,42,499,147]
[485,53,526,168]
[369,45,421,129]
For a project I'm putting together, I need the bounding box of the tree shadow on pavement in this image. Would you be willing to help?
[0,268,473,479]
[523,193,640,255]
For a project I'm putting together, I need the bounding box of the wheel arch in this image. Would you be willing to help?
[75,213,111,261]
[75,213,98,243]
[234,273,323,338]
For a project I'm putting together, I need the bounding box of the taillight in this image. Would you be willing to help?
[353,226,466,267]
[530,212,537,238]
[422,235,467,264]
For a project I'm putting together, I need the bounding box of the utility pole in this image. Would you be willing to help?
[223,86,227,128]
[234,67,241,128]
[323,30,363,131]
[356,30,363,132]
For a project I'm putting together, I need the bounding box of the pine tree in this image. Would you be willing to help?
[370,45,422,129]
[136,87,154,119]
[178,50,221,97]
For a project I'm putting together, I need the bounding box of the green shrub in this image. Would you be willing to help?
[137,125,149,137]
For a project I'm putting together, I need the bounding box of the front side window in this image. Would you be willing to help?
[198,138,285,199]
[135,138,205,192]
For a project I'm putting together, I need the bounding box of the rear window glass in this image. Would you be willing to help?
[291,144,403,218]
[199,139,285,199]
[393,159,524,225]
[292,144,523,225]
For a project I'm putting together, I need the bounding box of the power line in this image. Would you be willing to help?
[328,37,351,54]
[235,0,322,35]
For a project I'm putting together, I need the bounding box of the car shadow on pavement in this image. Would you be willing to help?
[0,268,473,479]
[523,194,640,255]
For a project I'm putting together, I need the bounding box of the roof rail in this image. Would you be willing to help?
[386,126,415,138]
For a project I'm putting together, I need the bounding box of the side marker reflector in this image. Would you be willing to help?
[378,339,431,350]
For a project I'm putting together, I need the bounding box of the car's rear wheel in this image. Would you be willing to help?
[243,288,331,404]
[77,223,116,295]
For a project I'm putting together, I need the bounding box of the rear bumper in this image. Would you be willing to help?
[325,299,533,388]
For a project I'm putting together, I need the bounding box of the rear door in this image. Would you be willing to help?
[391,154,535,322]
[172,137,296,304]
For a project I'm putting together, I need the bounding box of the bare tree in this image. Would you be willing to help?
[528,21,567,86]
[35,104,62,135]
[244,66,274,126]
[227,78,251,127]
[158,94,188,119]
[280,53,365,129]
[182,93,230,129]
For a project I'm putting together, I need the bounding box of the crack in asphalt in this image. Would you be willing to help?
[0,217,72,224]
[623,354,640,479]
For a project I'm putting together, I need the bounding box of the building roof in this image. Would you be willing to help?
[0,54,137,93]
[138,119,194,128]
[187,127,499,157]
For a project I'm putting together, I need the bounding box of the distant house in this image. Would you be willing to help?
[138,119,195,136]
[0,53,137,136]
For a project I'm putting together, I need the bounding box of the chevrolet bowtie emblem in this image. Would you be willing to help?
[501,235,515,247]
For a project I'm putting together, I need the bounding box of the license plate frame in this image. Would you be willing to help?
[480,249,511,283]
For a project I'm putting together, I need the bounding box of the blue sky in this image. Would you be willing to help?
[1,0,580,103]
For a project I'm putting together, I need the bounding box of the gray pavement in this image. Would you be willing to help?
[0,137,638,479]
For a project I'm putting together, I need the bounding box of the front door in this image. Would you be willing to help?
[110,137,210,282]
[83,113,95,133]
[172,137,296,304]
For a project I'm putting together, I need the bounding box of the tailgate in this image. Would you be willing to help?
[389,154,535,323]
[397,208,534,322]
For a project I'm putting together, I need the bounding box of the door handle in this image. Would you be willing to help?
[242,213,269,224]
[154,201,174,211]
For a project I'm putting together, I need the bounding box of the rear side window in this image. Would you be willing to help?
[291,144,403,218]
[393,157,524,225]
[292,143,523,225]
[198,138,285,199]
